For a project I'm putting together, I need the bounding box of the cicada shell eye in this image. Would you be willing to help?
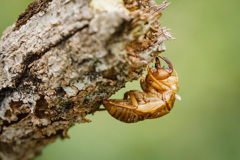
[152,68,172,80]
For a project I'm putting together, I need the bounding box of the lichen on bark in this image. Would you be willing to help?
[0,0,173,159]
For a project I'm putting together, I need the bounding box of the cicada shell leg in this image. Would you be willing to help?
[123,91,138,107]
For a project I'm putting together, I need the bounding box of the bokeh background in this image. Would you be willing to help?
[1,0,240,159]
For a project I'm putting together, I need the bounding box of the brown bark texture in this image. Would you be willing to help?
[0,0,173,159]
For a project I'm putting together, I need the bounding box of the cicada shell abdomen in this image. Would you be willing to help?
[103,100,147,123]
[103,97,175,123]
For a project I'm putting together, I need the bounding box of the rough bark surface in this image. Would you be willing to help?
[0,0,173,159]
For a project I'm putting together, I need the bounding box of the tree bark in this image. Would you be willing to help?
[0,0,173,159]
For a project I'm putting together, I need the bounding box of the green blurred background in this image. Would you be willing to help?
[1,0,240,159]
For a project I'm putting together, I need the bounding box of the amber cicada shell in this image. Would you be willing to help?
[103,56,181,123]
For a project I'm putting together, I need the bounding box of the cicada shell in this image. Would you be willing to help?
[103,56,181,123]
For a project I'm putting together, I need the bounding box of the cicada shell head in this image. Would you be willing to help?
[152,56,173,80]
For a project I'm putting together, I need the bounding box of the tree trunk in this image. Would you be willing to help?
[0,0,173,159]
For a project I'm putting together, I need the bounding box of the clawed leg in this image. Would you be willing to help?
[140,75,149,93]
[155,57,161,68]
[123,91,131,99]
[123,91,138,108]
[159,56,173,74]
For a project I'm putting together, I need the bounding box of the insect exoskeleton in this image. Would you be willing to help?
[103,56,181,123]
